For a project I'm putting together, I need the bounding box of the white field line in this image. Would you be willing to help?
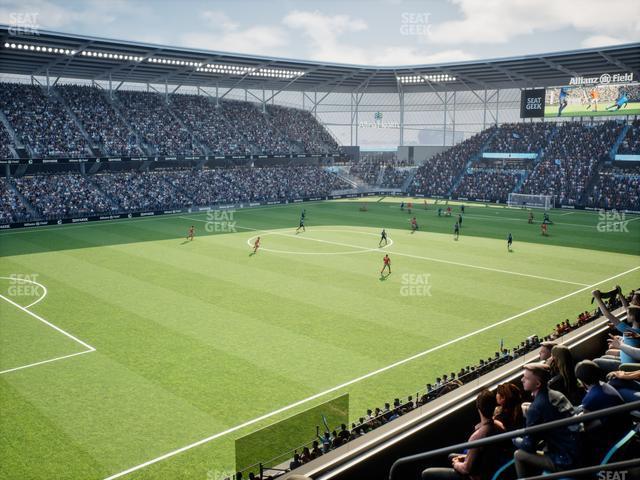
[0,275,48,308]
[0,349,94,375]
[0,291,96,375]
[103,265,640,480]
[180,218,588,287]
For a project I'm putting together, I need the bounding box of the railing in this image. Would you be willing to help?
[388,400,640,480]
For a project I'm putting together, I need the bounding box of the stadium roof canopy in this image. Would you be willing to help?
[1,26,639,94]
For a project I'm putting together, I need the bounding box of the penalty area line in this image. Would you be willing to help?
[102,265,640,480]
[0,292,96,375]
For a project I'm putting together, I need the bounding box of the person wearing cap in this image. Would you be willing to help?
[513,363,577,478]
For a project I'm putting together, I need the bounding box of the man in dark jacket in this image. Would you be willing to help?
[514,363,577,478]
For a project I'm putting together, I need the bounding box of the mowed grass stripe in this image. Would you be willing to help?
[0,200,638,480]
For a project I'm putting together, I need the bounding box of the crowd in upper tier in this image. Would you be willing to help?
[0,83,339,159]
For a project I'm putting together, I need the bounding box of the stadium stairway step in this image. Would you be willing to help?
[400,167,418,193]
[447,158,474,196]
[261,107,304,155]
[0,109,25,150]
[101,91,153,156]
[334,167,361,189]
[161,175,196,204]
[580,123,628,205]
[86,175,121,210]
[6,178,41,220]
[610,123,631,159]
[513,168,529,193]
[375,164,386,186]
[165,99,211,156]
[48,86,103,157]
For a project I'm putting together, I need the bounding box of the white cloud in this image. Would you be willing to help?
[283,9,473,65]
[428,0,640,45]
[581,35,629,49]
[181,26,288,56]
[0,0,138,29]
[202,10,238,32]
[283,10,370,64]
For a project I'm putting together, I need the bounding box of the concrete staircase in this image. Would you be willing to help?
[46,86,102,157]
[101,90,152,156]
[164,98,211,156]
[86,175,121,210]
[400,167,418,192]
[6,178,41,219]
[610,123,630,159]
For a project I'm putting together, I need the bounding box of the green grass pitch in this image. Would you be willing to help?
[1,197,639,479]
[544,101,640,117]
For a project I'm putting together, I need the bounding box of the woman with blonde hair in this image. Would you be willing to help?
[549,344,584,404]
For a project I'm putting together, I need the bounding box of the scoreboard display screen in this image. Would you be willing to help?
[544,82,640,117]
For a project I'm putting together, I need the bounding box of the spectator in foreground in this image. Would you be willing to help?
[549,345,584,404]
[421,389,506,479]
[538,341,556,364]
[513,363,577,478]
[575,360,628,461]
[493,382,524,431]
[592,288,640,372]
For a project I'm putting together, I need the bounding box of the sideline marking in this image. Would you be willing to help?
[103,265,640,480]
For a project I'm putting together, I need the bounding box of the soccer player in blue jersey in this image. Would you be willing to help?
[507,232,513,252]
[557,87,569,117]
[606,90,629,111]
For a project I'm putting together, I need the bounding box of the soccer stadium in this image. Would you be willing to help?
[0,2,639,480]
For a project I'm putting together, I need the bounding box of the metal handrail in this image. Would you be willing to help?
[388,400,640,479]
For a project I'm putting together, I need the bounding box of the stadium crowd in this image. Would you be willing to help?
[165,166,349,205]
[115,90,202,156]
[0,83,91,158]
[521,121,624,206]
[0,177,33,223]
[619,119,640,155]
[267,104,339,154]
[169,94,250,156]
[485,122,554,153]
[453,166,525,203]
[0,166,350,222]
[410,127,496,197]
[57,84,141,156]
[587,166,640,211]
[349,160,382,185]
[0,124,14,159]
[13,174,117,219]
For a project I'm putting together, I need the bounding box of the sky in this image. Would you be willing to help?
[0,0,639,66]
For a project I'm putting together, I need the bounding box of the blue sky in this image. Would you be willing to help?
[1,0,639,65]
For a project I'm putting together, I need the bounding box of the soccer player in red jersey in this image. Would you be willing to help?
[253,236,261,253]
[187,225,195,241]
[381,254,391,275]
[541,223,548,236]
[410,216,418,233]
[407,201,413,214]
